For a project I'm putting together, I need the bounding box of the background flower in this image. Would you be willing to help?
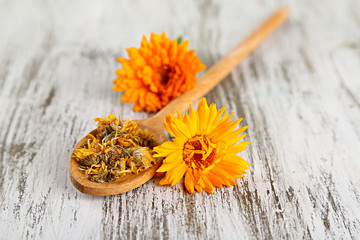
[154,98,250,194]
[113,32,206,113]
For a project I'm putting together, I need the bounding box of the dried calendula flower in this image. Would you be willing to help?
[112,32,206,113]
[72,114,157,183]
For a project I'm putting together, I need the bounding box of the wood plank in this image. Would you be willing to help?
[0,0,359,239]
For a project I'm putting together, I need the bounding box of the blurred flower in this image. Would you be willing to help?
[154,98,250,194]
[113,32,206,113]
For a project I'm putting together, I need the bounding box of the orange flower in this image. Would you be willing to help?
[112,32,206,113]
[154,98,250,194]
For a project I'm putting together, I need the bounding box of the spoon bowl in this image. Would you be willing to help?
[69,117,166,196]
[69,7,290,196]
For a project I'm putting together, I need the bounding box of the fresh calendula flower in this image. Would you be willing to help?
[112,32,206,113]
[154,98,250,194]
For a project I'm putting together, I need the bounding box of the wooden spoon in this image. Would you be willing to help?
[69,7,290,196]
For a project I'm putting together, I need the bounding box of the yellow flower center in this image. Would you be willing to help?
[183,135,217,169]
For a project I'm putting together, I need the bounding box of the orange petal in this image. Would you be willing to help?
[184,169,195,194]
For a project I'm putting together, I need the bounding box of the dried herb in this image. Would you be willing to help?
[72,114,157,183]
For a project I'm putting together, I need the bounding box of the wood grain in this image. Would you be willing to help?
[1,0,360,239]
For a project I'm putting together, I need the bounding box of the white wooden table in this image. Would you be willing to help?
[1,0,360,239]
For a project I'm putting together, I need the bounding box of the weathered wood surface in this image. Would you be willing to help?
[1,0,359,239]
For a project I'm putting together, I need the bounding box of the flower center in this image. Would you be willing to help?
[183,135,217,170]
[153,64,182,88]
[155,65,172,85]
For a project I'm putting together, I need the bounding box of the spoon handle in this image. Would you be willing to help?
[154,7,290,120]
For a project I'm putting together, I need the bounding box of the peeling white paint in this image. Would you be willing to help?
[0,0,360,239]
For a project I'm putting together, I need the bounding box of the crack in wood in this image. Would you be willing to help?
[1,1,360,239]
[298,46,315,74]
[41,87,56,113]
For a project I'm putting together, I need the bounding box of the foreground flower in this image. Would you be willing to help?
[112,32,206,113]
[154,98,250,194]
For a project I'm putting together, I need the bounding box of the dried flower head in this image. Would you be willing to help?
[113,32,206,113]
[72,114,157,182]
[154,98,250,194]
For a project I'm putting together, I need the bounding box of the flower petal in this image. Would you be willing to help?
[184,168,195,194]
